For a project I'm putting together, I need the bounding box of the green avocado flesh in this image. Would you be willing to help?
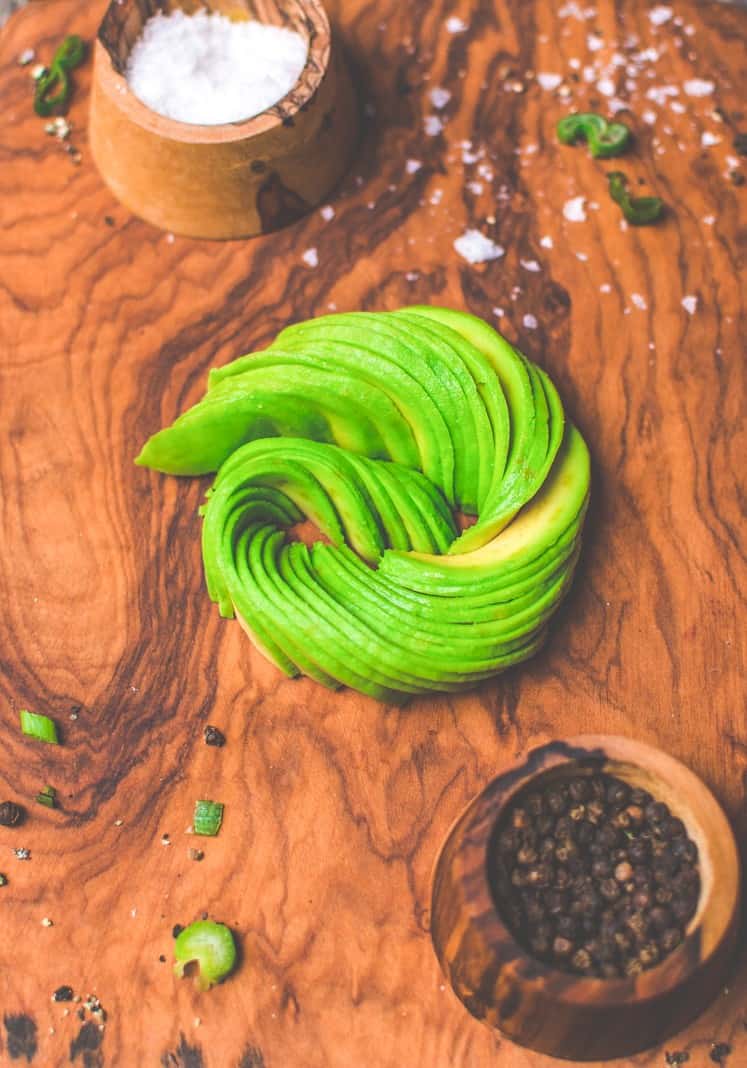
[137,307,591,700]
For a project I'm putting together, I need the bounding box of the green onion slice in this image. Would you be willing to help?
[20,710,59,744]
[173,920,237,990]
[193,800,224,837]
[33,34,86,117]
[35,786,57,809]
[607,171,664,225]
[557,113,631,159]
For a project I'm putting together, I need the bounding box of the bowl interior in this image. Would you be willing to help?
[99,0,316,77]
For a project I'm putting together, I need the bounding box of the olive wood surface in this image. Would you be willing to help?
[431,735,741,1060]
[0,0,746,1065]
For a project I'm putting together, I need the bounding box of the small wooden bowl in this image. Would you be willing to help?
[430,735,740,1061]
[89,0,358,238]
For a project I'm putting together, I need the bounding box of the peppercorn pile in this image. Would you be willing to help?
[490,772,700,978]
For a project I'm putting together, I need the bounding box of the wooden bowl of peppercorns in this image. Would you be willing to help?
[430,735,740,1061]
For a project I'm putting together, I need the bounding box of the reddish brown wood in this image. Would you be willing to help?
[0,0,745,1066]
[431,736,741,1060]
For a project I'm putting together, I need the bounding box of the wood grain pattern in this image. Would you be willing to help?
[0,0,745,1065]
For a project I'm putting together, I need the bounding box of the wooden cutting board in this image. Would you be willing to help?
[0,1,745,1065]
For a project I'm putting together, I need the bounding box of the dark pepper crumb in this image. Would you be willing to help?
[730,170,745,187]
[733,133,747,157]
[158,954,166,963]
[52,985,74,1002]
[204,725,226,747]
[172,924,184,939]
[710,1043,732,1064]
[104,216,115,226]
[0,801,25,827]
[665,1053,690,1066]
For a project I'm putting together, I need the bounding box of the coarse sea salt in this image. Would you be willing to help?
[126,10,307,125]
[454,230,505,264]
[563,196,587,222]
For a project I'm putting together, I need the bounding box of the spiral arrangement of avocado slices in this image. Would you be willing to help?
[137,306,590,702]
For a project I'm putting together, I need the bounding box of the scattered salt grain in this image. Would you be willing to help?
[596,78,616,98]
[429,87,451,110]
[600,283,612,293]
[631,293,647,310]
[18,48,35,66]
[648,5,673,26]
[31,64,46,81]
[523,314,538,330]
[405,159,423,174]
[536,72,563,91]
[701,131,721,148]
[445,16,468,34]
[563,196,587,222]
[642,109,657,125]
[466,181,484,195]
[681,295,698,315]
[703,215,715,225]
[165,233,175,244]
[492,307,505,317]
[683,79,714,97]
[520,258,541,272]
[454,230,505,264]
[424,115,444,136]
[319,205,335,221]
[125,9,307,125]
[302,248,318,268]
[540,235,554,249]
[41,917,53,927]
[587,33,603,52]
[575,251,589,261]
[670,100,685,114]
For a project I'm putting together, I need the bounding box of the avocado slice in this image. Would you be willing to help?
[139,307,591,701]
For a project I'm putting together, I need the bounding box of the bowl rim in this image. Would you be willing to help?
[434,733,740,1010]
[94,0,331,144]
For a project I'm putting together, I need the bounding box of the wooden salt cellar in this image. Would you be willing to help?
[89,0,358,238]
[430,735,741,1061]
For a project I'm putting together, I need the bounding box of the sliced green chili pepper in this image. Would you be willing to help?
[20,710,59,744]
[174,920,237,990]
[34,34,86,117]
[607,171,664,225]
[557,113,631,159]
[193,800,224,837]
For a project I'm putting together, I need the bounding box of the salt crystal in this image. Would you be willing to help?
[126,10,307,125]
[701,131,720,148]
[536,72,562,91]
[600,283,612,293]
[445,16,468,34]
[683,79,714,97]
[540,235,554,249]
[429,87,451,110]
[18,48,35,66]
[563,196,587,222]
[575,252,589,262]
[681,295,698,315]
[596,78,616,97]
[587,34,603,52]
[454,230,505,264]
[631,293,647,310]
[424,115,444,136]
[492,307,505,317]
[466,181,484,195]
[302,248,318,268]
[648,6,673,26]
[520,258,541,272]
[522,314,538,330]
[670,100,685,114]
[405,159,423,174]
[320,205,335,221]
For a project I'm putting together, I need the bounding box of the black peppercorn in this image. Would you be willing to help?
[546,790,567,816]
[553,935,574,958]
[568,778,589,803]
[659,927,682,953]
[629,787,651,807]
[645,801,669,824]
[599,878,622,902]
[0,802,24,827]
[555,914,578,940]
[571,947,593,973]
[628,839,649,864]
[586,798,605,824]
[591,857,612,879]
[498,828,519,853]
[589,777,607,801]
[664,1051,690,1066]
[204,724,226,747]
[632,888,653,911]
[710,1041,731,1064]
[648,906,673,931]
[606,781,629,807]
[517,844,538,866]
[526,794,544,817]
[614,861,634,883]
[52,985,74,1002]
[511,807,530,830]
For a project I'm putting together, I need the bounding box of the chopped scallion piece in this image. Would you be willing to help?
[557,113,631,158]
[607,171,664,225]
[193,800,223,837]
[20,710,59,744]
[174,920,237,990]
[35,786,57,809]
